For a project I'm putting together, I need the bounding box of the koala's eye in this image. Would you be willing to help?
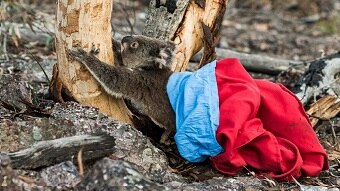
[130,42,139,49]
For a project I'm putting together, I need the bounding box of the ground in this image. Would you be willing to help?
[0,0,339,190]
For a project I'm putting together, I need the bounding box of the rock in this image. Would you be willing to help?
[300,185,339,191]
[76,157,266,191]
[166,176,265,190]
[0,153,19,190]
[0,75,33,111]
[75,158,167,191]
[40,161,81,188]
[0,101,183,183]
[50,102,183,183]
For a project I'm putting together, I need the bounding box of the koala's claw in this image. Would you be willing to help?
[67,48,79,62]
[66,49,75,62]
[90,43,100,55]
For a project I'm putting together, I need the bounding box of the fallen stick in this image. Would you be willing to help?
[6,134,115,169]
[191,48,306,75]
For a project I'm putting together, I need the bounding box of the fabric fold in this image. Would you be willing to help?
[212,58,328,181]
[167,61,223,162]
[167,57,329,180]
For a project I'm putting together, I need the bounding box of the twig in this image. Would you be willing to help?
[329,171,340,178]
[0,99,21,113]
[177,164,196,174]
[29,53,51,84]
[17,175,35,185]
[291,176,302,189]
[243,166,256,177]
[329,120,337,146]
[0,68,3,78]
[78,147,84,177]
[2,31,9,61]
[307,114,325,120]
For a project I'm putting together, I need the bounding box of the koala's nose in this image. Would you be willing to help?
[121,36,133,44]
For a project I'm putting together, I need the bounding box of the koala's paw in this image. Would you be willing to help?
[68,47,89,62]
[154,58,167,69]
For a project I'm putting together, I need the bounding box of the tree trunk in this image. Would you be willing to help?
[52,0,131,123]
[51,0,228,123]
[144,0,229,71]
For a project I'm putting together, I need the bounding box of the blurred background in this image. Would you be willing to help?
[1,0,339,61]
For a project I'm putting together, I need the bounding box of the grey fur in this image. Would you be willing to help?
[69,35,176,144]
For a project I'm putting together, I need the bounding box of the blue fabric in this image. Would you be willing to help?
[166,60,224,162]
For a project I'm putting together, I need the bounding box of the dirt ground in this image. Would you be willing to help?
[1,0,340,189]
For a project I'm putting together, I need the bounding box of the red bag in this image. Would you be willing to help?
[210,58,329,181]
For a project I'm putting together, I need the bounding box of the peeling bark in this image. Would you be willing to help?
[144,0,229,71]
[143,0,189,40]
[52,0,131,123]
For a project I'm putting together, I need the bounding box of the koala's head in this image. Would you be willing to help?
[120,35,176,70]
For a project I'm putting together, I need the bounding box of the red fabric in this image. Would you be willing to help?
[210,58,329,181]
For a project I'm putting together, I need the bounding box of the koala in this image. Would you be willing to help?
[69,35,176,144]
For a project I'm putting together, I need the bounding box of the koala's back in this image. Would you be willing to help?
[127,68,175,131]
